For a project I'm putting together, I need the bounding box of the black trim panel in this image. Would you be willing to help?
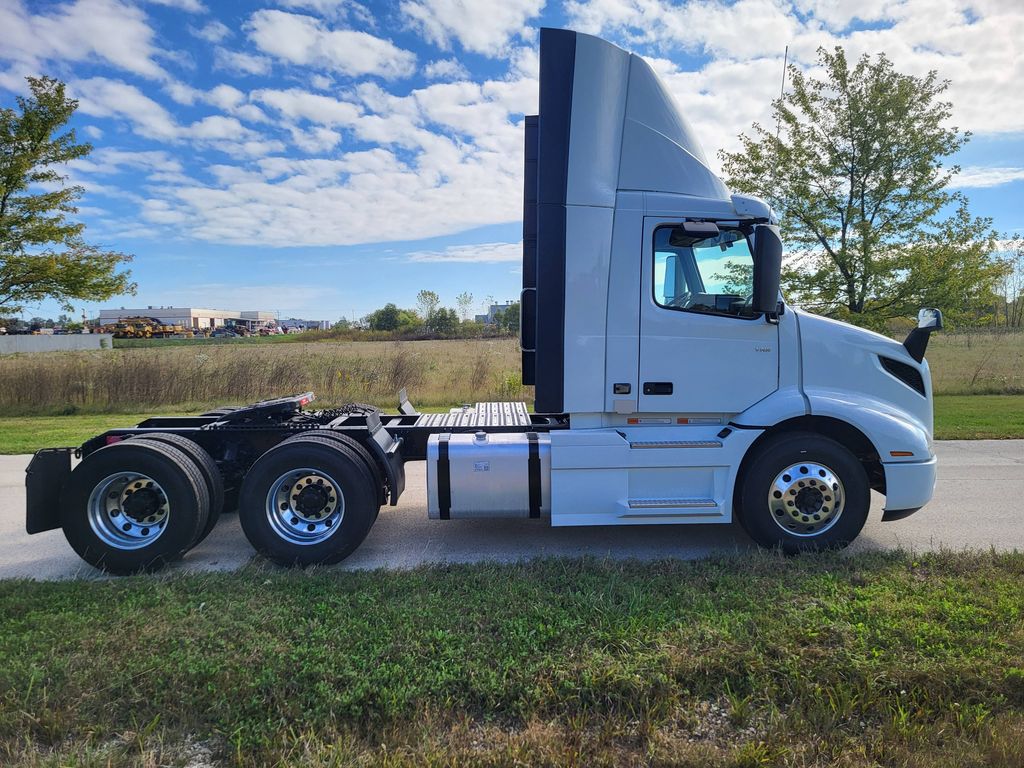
[527,432,541,518]
[882,507,921,522]
[521,114,538,385]
[879,356,926,397]
[533,28,576,414]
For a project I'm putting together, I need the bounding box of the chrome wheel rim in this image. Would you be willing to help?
[265,468,344,546]
[767,461,845,537]
[87,472,170,550]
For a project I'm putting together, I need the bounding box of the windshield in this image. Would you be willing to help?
[653,225,755,318]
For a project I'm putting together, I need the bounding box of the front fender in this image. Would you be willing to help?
[805,387,932,462]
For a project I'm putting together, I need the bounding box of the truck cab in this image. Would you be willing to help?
[506,28,938,544]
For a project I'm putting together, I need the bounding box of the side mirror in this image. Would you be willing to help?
[917,308,943,330]
[752,224,783,318]
[904,307,943,363]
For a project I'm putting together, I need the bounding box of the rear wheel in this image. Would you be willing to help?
[238,435,379,567]
[736,432,870,554]
[61,441,210,574]
[132,433,224,545]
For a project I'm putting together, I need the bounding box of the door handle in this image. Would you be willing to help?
[643,382,673,395]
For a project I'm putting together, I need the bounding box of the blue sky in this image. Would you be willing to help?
[2,0,1022,323]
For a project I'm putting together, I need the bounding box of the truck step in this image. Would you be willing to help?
[625,497,718,510]
[628,440,722,449]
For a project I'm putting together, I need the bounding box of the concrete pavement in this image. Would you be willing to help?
[1,440,1021,580]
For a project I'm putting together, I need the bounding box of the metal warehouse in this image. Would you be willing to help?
[98,307,276,331]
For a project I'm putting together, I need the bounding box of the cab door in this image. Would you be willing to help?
[638,217,779,415]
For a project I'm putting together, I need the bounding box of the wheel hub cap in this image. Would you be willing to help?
[266,469,344,545]
[767,462,845,537]
[87,472,169,550]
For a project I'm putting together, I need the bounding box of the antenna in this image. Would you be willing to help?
[776,45,789,139]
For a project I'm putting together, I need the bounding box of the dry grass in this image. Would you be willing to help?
[0,339,526,416]
[927,331,1024,395]
[0,332,1020,417]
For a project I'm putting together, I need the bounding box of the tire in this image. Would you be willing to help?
[736,431,870,554]
[282,431,386,507]
[60,440,210,574]
[238,435,379,567]
[132,433,224,544]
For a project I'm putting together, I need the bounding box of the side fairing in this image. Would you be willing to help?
[523,29,740,415]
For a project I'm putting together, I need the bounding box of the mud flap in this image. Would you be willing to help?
[26,448,73,534]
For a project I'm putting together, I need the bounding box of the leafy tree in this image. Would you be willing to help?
[415,290,439,323]
[493,302,520,334]
[720,48,1006,328]
[1,76,134,315]
[366,303,401,331]
[456,291,473,321]
[997,240,1024,328]
[425,306,459,335]
[365,303,418,332]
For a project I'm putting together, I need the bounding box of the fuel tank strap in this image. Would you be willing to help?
[437,433,451,520]
[527,432,541,518]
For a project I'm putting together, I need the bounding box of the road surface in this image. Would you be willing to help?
[1,440,1021,580]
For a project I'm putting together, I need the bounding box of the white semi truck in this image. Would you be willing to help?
[25,29,940,574]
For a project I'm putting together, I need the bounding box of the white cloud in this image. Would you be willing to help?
[423,58,470,80]
[82,125,104,139]
[142,0,206,12]
[950,166,1024,188]
[72,148,184,176]
[246,10,416,79]
[0,0,166,80]
[253,88,362,126]
[72,78,283,158]
[191,20,231,43]
[276,0,374,24]
[214,48,272,75]
[407,242,522,262]
[564,0,1024,163]
[401,0,543,55]
[73,77,180,140]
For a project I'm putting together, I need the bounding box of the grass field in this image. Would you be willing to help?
[0,551,1021,767]
[0,394,1019,454]
[0,332,1021,419]
[0,338,525,417]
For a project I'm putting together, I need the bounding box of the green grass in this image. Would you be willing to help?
[0,551,1022,766]
[933,395,1024,439]
[0,412,194,454]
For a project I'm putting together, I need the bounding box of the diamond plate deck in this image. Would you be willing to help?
[415,401,532,429]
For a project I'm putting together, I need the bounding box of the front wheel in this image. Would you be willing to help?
[736,432,870,554]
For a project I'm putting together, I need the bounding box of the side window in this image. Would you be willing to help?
[653,224,755,318]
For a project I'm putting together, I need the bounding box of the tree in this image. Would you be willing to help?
[456,291,473,321]
[365,303,418,332]
[1,77,134,315]
[719,48,1006,329]
[416,290,439,323]
[997,240,1024,328]
[425,306,459,335]
[366,303,401,331]
[493,302,520,334]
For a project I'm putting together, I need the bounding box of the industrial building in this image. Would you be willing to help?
[98,307,276,331]
[474,302,516,325]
